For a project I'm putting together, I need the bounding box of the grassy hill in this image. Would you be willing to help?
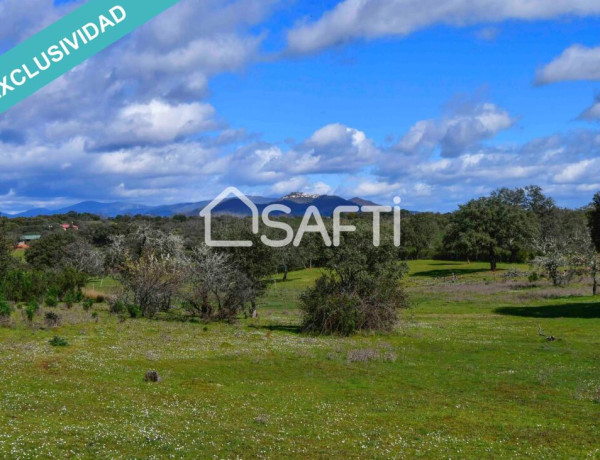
[0,260,598,458]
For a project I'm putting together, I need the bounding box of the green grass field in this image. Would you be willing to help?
[0,260,599,458]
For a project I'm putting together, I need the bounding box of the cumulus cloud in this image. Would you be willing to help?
[373,128,600,210]
[0,0,283,211]
[537,45,600,84]
[3,1,600,213]
[97,100,219,148]
[223,124,380,187]
[0,0,278,146]
[287,0,600,54]
[396,103,515,157]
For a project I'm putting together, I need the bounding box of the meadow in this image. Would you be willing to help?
[0,260,598,458]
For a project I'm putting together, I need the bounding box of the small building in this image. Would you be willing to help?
[61,223,79,231]
[21,234,41,241]
[16,234,41,249]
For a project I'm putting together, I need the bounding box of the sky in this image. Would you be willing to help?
[1,0,600,213]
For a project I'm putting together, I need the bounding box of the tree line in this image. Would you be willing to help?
[0,185,599,334]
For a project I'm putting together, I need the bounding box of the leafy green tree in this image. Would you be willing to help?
[588,192,600,253]
[223,229,277,317]
[25,233,75,270]
[492,185,557,240]
[402,213,440,259]
[444,193,533,271]
[0,234,13,279]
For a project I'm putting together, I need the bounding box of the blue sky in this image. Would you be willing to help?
[2,0,600,213]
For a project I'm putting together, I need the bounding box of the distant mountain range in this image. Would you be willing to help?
[3,193,380,218]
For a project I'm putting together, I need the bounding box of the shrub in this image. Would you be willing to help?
[44,311,61,328]
[144,370,160,382]
[24,301,39,322]
[127,303,142,319]
[63,290,77,309]
[300,282,361,336]
[109,299,126,314]
[1,269,49,302]
[300,232,409,335]
[44,293,58,307]
[51,267,88,300]
[82,298,94,311]
[0,299,13,323]
[49,336,68,347]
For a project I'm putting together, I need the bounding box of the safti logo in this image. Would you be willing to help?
[200,187,402,248]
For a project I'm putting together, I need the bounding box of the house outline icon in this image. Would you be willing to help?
[199,187,259,247]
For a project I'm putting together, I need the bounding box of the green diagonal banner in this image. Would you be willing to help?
[0,0,182,114]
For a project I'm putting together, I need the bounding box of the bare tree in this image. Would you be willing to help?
[182,245,253,320]
[63,240,105,276]
[534,231,600,295]
[119,253,186,317]
[532,237,577,287]
[107,227,187,317]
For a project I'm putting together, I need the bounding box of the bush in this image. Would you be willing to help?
[51,267,88,301]
[49,336,68,347]
[300,273,407,335]
[144,370,160,382]
[109,299,126,314]
[24,301,39,322]
[1,269,49,303]
[0,299,13,321]
[300,281,361,336]
[64,291,76,308]
[44,293,58,307]
[44,311,61,328]
[300,232,409,335]
[82,298,94,311]
[126,303,142,319]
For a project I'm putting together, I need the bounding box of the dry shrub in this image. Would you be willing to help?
[44,311,61,328]
[144,370,160,382]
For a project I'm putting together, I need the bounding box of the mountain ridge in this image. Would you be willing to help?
[3,194,381,218]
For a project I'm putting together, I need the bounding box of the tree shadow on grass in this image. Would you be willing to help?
[250,324,303,334]
[495,302,600,319]
[410,268,492,278]
[427,262,468,266]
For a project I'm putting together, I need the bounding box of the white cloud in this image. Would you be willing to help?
[396,103,515,157]
[0,0,279,148]
[351,180,401,197]
[553,159,596,183]
[225,123,380,187]
[111,99,217,145]
[287,0,600,54]
[537,45,600,84]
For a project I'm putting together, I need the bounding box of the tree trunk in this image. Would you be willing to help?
[489,248,497,272]
[282,264,288,282]
[250,300,258,318]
